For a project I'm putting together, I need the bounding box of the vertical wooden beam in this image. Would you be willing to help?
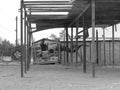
[16,16,18,46]
[99,41,101,63]
[24,11,27,74]
[20,0,24,77]
[76,21,79,66]
[90,41,91,61]
[109,41,111,64]
[29,7,32,67]
[27,21,29,71]
[59,41,62,64]
[112,25,115,66]
[91,0,96,77]
[96,30,99,64]
[57,40,61,63]
[64,29,66,65]
[119,40,120,64]
[103,28,106,65]
[83,15,86,73]
[66,27,69,65]
[71,27,73,64]
[28,23,31,69]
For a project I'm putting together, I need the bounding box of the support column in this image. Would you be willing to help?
[91,0,96,77]
[71,27,73,64]
[96,30,99,64]
[27,21,29,71]
[76,21,79,66]
[109,41,111,64]
[112,25,115,66]
[64,30,66,64]
[83,15,86,73]
[28,23,31,69]
[24,11,27,73]
[20,0,24,77]
[16,16,18,46]
[103,28,106,65]
[90,41,91,61]
[29,8,32,66]
[66,27,69,65]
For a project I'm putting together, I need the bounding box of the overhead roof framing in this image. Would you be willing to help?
[22,0,120,32]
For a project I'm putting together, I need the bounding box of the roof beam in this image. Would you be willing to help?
[24,3,72,5]
[30,9,70,12]
[25,5,73,8]
[96,0,120,3]
[24,1,70,4]
[68,3,90,26]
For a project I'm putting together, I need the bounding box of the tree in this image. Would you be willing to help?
[0,39,14,56]
[59,30,65,41]
[49,33,57,40]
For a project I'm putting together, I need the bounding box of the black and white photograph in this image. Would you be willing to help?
[0,0,120,90]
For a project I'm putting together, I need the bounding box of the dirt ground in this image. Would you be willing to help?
[0,62,120,90]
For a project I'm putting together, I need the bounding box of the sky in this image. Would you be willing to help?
[0,0,64,44]
[0,0,120,44]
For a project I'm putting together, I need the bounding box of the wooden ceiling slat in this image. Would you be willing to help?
[30,10,70,12]
[23,0,120,32]
[24,1,70,4]
[24,3,72,5]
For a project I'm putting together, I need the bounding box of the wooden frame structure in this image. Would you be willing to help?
[20,0,120,77]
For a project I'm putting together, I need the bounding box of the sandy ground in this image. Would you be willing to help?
[0,62,120,90]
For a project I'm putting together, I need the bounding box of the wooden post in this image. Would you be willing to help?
[16,16,18,46]
[90,42,91,61]
[96,30,99,64]
[99,41,101,63]
[71,27,73,64]
[28,23,31,69]
[83,15,86,73]
[76,21,79,66]
[66,27,69,65]
[24,10,27,74]
[119,40,120,64]
[103,28,106,65]
[91,0,96,77]
[20,0,24,77]
[59,41,62,64]
[29,8,32,67]
[64,29,66,65]
[109,41,111,64]
[27,21,29,71]
[58,40,61,63]
[112,25,115,66]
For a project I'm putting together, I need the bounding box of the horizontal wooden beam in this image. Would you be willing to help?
[30,9,70,12]
[25,5,72,8]
[28,15,68,20]
[24,1,70,4]
[24,3,72,5]
[68,3,90,26]
[96,0,120,3]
